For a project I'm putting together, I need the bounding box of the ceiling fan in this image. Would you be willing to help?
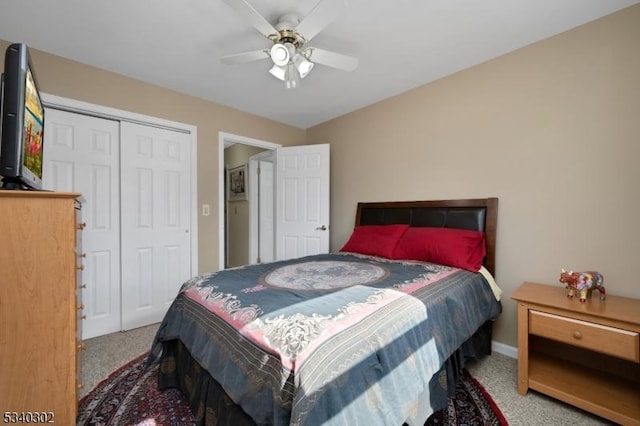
[220,0,358,89]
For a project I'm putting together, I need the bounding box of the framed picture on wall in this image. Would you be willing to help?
[227,164,248,202]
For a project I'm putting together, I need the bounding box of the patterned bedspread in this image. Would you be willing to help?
[148,252,501,426]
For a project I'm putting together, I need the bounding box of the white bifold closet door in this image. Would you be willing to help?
[119,121,192,330]
[43,109,192,338]
[44,110,121,339]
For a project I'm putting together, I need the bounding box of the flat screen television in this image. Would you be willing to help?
[0,43,45,190]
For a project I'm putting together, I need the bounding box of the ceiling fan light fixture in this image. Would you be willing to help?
[269,64,286,81]
[294,54,314,79]
[221,0,359,90]
[270,42,296,67]
[285,62,299,89]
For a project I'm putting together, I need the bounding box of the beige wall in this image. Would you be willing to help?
[308,5,640,347]
[0,39,305,273]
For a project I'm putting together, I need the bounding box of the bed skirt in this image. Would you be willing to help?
[156,320,494,426]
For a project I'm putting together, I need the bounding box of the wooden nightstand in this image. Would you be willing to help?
[512,282,640,425]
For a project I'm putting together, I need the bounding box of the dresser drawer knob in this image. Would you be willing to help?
[77,343,86,351]
[76,264,84,271]
[76,222,87,230]
[77,303,84,310]
[573,330,583,339]
[77,382,85,390]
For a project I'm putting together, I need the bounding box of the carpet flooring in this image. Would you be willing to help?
[77,352,507,426]
[80,324,615,425]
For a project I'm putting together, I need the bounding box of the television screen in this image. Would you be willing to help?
[0,43,45,190]
[22,66,44,182]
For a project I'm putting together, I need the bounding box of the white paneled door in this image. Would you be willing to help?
[275,144,330,260]
[120,122,192,330]
[44,109,194,337]
[43,109,121,339]
[258,160,275,263]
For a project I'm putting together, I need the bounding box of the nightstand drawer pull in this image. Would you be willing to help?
[572,330,582,339]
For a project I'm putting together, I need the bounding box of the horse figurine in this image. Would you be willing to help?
[559,269,606,302]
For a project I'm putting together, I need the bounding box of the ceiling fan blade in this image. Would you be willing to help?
[306,47,358,72]
[295,0,345,42]
[220,49,269,65]
[222,0,278,38]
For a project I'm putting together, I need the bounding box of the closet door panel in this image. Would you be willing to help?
[43,109,121,339]
[120,122,192,330]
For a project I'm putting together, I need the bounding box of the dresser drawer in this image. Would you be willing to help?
[529,310,639,362]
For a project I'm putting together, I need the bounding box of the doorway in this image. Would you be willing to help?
[218,132,280,269]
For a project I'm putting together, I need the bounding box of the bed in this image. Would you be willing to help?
[147,198,502,425]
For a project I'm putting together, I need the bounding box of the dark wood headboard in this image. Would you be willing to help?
[355,198,498,277]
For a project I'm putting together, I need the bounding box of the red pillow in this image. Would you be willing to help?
[392,227,486,272]
[340,224,409,258]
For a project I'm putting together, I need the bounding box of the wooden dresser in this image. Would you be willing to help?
[512,282,640,425]
[0,191,84,424]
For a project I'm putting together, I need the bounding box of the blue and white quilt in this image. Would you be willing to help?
[148,252,501,425]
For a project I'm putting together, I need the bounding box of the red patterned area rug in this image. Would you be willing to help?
[77,352,508,425]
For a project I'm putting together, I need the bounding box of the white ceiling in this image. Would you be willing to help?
[0,0,637,129]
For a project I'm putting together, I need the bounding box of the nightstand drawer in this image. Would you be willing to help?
[529,310,640,362]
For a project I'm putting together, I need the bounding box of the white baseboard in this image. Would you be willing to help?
[491,340,517,359]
